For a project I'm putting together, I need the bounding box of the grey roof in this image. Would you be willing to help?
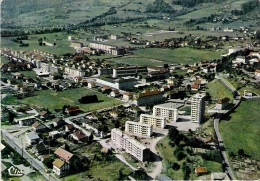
[156,174,173,181]
[26,132,39,140]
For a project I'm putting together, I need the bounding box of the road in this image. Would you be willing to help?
[1,129,59,181]
[147,128,168,179]
[213,77,241,180]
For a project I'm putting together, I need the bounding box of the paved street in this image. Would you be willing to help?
[213,78,241,180]
[1,129,59,181]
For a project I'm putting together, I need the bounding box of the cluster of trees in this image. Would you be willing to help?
[11,36,29,47]
[146,0,175,13]
[241,0,259,14]
[184,14,219,26]
[78,95,98,104]
[201,150,222,163]
[172,0,222,8]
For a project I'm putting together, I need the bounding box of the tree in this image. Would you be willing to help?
[43,157,54,169]
[8,111,15,124]
[172,162,180,171]
[132,169,147,180]
[168,127,179,141]
[238,149,244,156]
[118,168,124,180]
[88,133,94,144]
[72,156,83,172]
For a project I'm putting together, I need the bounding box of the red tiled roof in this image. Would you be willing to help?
[195,167,207,173]
[54,147,73,162]
[65,124,74,130]
[66,106,80,112]
[73,130,87,140]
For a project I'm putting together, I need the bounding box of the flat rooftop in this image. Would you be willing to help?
[154,102,183,109]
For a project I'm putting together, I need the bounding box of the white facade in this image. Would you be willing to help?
[153,103,179,121]
[140,114,166,128]
[111,128,150,162]
[111,128,124,149]
[125,121,153,137]
[64,67,85,77]
[191,93,206,123]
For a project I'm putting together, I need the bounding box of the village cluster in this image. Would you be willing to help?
[1,27,260,180]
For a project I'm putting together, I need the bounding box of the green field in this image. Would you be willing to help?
[206,79,234,100]
[3,87,122,112]
[133,48,221,64]
[108,56,164,66]
[1,33,75,56]
[157,136,198,180]
[219,99,260,160]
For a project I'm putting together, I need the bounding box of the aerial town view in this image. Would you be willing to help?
[1,0,260,180]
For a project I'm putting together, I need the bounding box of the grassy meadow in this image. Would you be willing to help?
[219,99,260,160]
[133,48,221,64]
[3,87,122,112]
[206,79,234,100]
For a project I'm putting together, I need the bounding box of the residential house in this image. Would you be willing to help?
[216,97,230,110]
[32,121,46,132]
[70,129,88,141]
[65,124,75,132]
[88,81,96,88]
[82,120,99,134]
[195,167,207,175]
[255,69,260,78]
[31,142,47,156]
[54,147,74,164]
[123,92,133,101]
[110,89,120,98]
[14,114,39,126]
[101,86,112,94]
[49,131,61,139]
[39,111,51,120]
[25,132,40,146]
[52,159,70,176]
[53,118,65,127]
[65,106,80,115]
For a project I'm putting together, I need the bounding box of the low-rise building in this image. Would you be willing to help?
[54,147,74,164]
[113,66,148,78]
[195,167,207,175]
[255,69,260,78]
[140,114,166,128]
[32,121,46,132]
[216,97,230,110]
[52,159,70,176]
[133,89,164,106]
[25,132,40,146]
[125,121,153,137]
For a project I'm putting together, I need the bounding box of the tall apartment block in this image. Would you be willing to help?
[191,93,206,123]
[140,114,166,128]
[111,128,124,149]
[125,121,153,137]
[153,103,180,122]
[110,128,150,162]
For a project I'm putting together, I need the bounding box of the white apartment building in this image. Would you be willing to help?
[191,93,206,123]
[153,103,180,122]
[125,121,153,137]
[140,114,166,128]
[111,128,124,149]
[110,128,150,162]
[123,135,150,162]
